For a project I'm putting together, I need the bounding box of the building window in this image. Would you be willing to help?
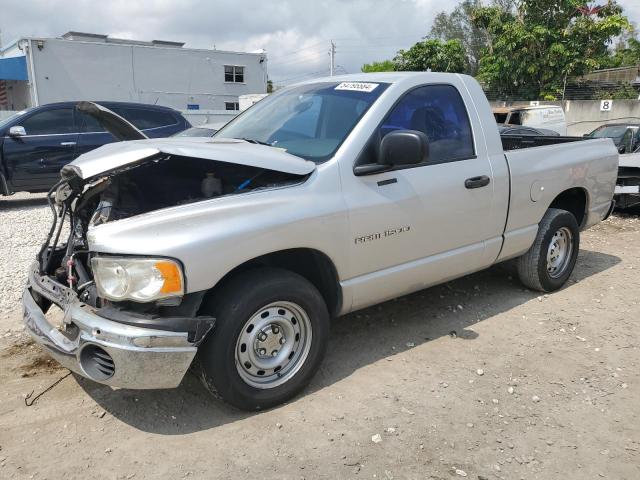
[224,65,245,83]
[225,102,240,111]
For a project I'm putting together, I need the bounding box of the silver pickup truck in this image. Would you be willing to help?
[23,73,617,410]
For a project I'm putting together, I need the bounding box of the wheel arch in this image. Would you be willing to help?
[547,187,589,228]
[200,248,343,317]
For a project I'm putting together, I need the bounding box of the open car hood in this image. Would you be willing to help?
[61,137,317,182]
[75,101,147,141]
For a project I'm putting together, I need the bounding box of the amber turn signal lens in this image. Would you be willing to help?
[155,261,183,294]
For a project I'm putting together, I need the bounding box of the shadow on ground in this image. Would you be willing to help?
[76,249,620,434]
[0,196,48,211]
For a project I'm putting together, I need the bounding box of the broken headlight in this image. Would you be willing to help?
[91,257,184,302]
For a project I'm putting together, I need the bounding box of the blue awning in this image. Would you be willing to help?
[0,56,28,81]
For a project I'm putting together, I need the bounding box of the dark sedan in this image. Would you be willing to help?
[0,101,190,195]
[584,123,640,153]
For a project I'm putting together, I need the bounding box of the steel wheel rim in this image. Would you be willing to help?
[546,226,573,278]
[235,301,312,389]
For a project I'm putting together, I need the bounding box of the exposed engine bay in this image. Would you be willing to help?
[75,154,305,225]
[37,153,308,306]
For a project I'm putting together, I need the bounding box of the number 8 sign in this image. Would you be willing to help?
[600,100,613,112]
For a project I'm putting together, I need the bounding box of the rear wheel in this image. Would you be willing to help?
[198,268,329,410]
[516,208,580,292]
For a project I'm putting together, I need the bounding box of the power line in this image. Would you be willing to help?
[272,70,328,85]
[267,41,328,62]
[267,32,429,64]
[269,53,327,68]
[269,33,433,85]
[333,32,427,42]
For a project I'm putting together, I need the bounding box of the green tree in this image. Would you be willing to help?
[603,28,640,68]
[429,0,488,75]
[393,39,467,73]
[361,60,395,73]
[473,0,630,99]
[428,0,516,75]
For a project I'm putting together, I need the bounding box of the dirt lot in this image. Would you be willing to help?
[0,194,639,480]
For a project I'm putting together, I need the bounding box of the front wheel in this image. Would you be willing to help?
[516,208,580,292]
[197,268,330,410]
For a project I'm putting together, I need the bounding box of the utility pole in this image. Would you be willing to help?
[329,41,335,76]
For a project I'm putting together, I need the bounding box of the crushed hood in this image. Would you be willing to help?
[61,138,317,182]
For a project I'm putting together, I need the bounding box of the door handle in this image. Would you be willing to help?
[464,175,491,189]
[60,142,76,146]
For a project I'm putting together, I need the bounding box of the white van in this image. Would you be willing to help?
[493,105,567,135]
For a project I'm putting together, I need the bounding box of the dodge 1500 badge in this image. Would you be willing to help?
[23,73,618,410]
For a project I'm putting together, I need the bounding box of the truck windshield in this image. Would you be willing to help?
[215,81,389,162]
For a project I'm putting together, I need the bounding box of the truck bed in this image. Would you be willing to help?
[501,135,585,151]
[501,137,618,256]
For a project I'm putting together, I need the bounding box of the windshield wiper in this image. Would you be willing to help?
[237,137,272,146]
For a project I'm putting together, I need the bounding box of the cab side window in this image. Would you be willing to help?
[21,108,76,135]
[380,85,475,164]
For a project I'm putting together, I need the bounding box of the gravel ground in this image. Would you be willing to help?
[0,194,639,479]
[0,192,50,321]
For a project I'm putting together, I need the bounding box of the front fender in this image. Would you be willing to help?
[87,169,348,294]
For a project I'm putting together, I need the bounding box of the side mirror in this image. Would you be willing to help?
[380,130,429,167]
[9,126,26,137]
[353,130,429,176]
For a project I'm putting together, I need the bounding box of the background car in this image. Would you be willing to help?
[172,121,227,138]
[498,124,561,136]
[584,123,640,153]
[0,101,191,195]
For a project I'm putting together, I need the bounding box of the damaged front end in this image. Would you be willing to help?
[24,138,313,389]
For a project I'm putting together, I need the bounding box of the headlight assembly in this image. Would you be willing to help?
[91,257,184,302]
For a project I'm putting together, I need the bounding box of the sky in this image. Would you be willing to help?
[1,0,640,85]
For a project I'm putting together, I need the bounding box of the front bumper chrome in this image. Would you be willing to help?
[23,264,198,389]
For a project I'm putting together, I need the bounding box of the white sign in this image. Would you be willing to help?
[335,82,379,93]
[529,101,540,106]
[600,100,613,112]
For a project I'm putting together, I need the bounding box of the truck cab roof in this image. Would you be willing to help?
[296,71,469,86]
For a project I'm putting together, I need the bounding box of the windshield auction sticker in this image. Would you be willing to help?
[335,82,379,93]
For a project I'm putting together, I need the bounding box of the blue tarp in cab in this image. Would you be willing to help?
[0,56,28,81]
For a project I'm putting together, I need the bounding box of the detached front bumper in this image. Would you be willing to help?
[22,264,204,389]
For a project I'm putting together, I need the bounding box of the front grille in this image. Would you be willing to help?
[79,344,115,380]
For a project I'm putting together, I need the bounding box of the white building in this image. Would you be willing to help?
[0,31,268,113]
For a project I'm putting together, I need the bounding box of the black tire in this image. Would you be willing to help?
[197,268,330,411]
[516,208,580,292]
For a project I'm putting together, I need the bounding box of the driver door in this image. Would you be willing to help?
[341,84,501,310]
[4,107,78,191]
